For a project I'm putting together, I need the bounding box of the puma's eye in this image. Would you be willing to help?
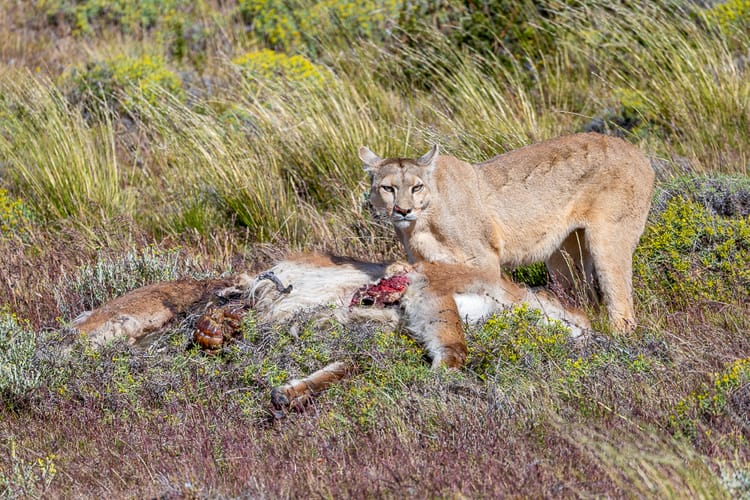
[412,184,424,193]
[380,185,395,193]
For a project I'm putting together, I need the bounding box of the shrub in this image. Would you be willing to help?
[511,262,548,287]
[232,49,329,91]
[670,357,750,437]
[68,55,184,115]
[0,189,31,236]
[55,246,208,317]
[38,0,193,35]
[238,0,402,54]
[652,175,750,218]
[635,196,750,310]
[0,311,54,409]
[703,0,750,37]
[398,0,558,61]
[466,304,573,380]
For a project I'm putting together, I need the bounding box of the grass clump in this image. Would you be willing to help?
[0,74,134,227]
[55,246,208,318]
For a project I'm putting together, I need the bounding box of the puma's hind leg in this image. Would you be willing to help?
[585,227,637,331]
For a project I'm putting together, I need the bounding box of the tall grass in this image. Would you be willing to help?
[2,2,748,248]
[552,1,750,172]
[0,74,134,225]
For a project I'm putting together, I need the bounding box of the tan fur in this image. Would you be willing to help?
[360,132,655,330]
[271,361,358,411]
[72,254,591,407]
[72,278,229,345]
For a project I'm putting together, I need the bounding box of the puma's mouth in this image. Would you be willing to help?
[392,213,417,227]
[393,218,413,229]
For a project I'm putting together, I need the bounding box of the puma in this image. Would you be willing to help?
[360,132,655,331]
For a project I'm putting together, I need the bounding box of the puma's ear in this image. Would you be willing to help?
[358,146,383,172]
[416,144,439,172]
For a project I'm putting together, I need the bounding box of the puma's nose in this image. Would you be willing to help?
[393,205,412,216]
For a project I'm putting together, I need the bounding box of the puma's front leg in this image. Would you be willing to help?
[402,277,467,369]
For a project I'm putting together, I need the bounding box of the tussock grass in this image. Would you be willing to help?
[553,1,750,172]
[0,74,134,226]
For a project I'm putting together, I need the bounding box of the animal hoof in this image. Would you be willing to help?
[270,387,291,409]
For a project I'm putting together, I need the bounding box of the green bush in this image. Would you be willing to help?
[511,262,548,287]
[398,0,558,59]
[0,189,31,236]
[635,196,750,310]
[38,0,193,35]
[68,55,184,115]
[238,0,402,53]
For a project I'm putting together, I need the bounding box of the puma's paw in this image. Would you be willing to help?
[432,343,467,370]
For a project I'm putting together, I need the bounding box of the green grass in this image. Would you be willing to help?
[0,0,749,496]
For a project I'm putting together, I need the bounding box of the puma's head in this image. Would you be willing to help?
[359,145,439,229]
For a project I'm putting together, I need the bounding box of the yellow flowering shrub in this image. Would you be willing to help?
[233,49,329,90]
[670,357,750,437]
[635,196,750,309]
[704,0,750,33]
[0,189,31,236]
